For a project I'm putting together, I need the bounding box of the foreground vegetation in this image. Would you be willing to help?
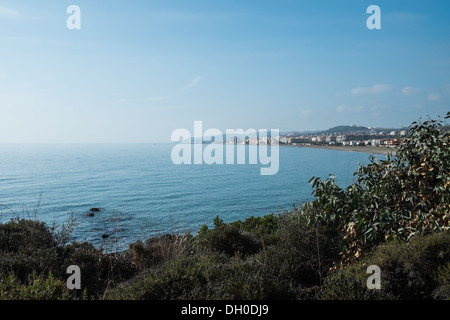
[0,113,449,300]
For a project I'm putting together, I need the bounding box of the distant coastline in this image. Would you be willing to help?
[284,144,397,156]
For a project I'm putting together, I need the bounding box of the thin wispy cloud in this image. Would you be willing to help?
[112,96,167,104]
[427,93,441,102]
[144,96,167,102]
[336,105,364,113]
[351,84,392,96]
[110,98,130,104]
[300,109,312,116]
[182,75,202,91]
[402,86,422,96]
[336,106,345,113]
[0,6,21,18]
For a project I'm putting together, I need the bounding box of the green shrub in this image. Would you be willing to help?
[0,218,56,252]
[433,262,450,299]
[128,233,193,270]
[256,211,340,288]
[228,214,280,246]
[0,217,140,298]
[319,231,450,300]
[106,252,296,300]
[0,219,60,282]
[0,271,71,300]
[196,223,262,256]
[62,241,137,297]
[106,252,227,300]
[303,112,450,266]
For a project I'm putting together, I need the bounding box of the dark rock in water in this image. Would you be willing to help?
[90,208,101,212]
[101,234,110,239]
[87,213,95,217]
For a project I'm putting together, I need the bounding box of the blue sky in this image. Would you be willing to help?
[0,0,449,143]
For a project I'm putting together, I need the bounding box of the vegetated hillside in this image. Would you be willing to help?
[0,113,448,300]
[315,125,404,136]
[319,125,371,135]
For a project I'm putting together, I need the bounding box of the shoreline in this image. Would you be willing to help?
[283,144,397,156]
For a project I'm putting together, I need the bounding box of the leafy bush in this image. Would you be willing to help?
[319,231,450,300]
[0,271,71,300]
[302,112,449,267]
[0,219,61,282]
[0,218,137,298]
[256,211,341,288]
[433,262,450,299]
[62,241,137,296]
[228,214,280,246]
[196,217,263,256]
[129,233,193,270]
[106,252,296,300]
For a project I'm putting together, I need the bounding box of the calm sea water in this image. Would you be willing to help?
[0,144,381,250]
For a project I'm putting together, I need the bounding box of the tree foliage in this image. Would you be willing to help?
[303,112,450,268]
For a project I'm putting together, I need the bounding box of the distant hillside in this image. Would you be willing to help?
[319,125,371,135]
[305,125,404,136]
